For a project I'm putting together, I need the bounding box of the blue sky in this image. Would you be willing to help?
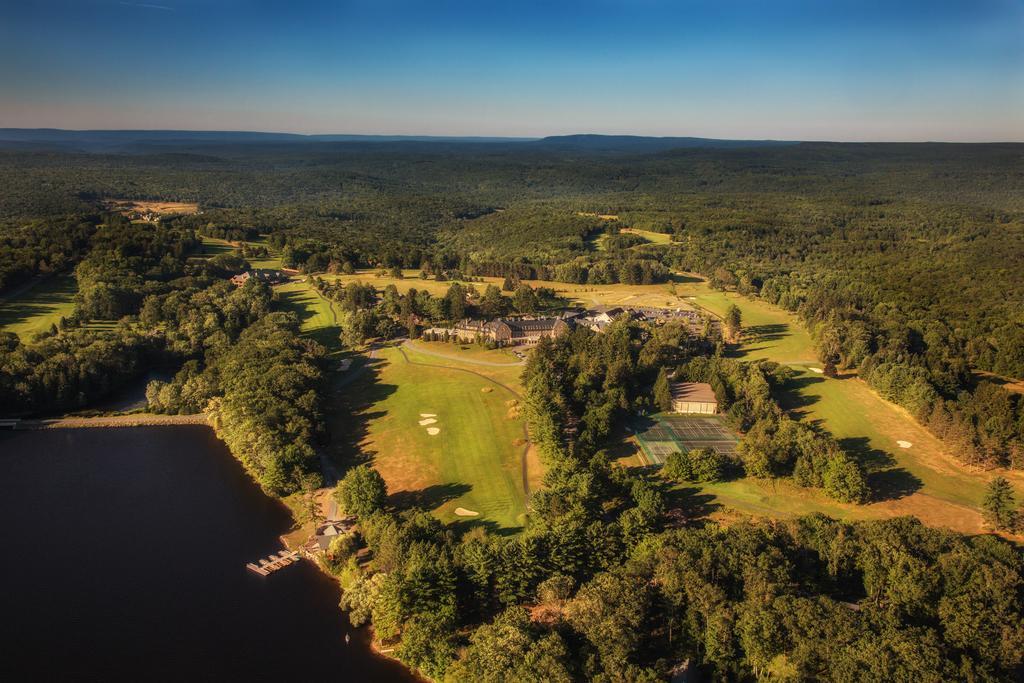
[0,0,1021,140]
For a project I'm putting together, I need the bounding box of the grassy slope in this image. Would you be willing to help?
[198,243,1009,533]
[275,280,342,353]
[621,227,673,244]
[0,274,78,339]
[669,275,1021,534]
[357,344,531,531]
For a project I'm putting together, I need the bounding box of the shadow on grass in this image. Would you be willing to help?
[744,323,789,345]
[839,436,923,502]
[669,272,703,285]
[0,275,77,330]
[775,373,825,414]
[389,482,471,510]
[276,289,341,350]
[663,484,723,523]
[868,468,924,502]
[448,517,522,538]
[323,352,394,470]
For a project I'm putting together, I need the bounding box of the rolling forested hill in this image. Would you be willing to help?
[2,136,1023,466]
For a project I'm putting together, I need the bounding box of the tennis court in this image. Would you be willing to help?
[634,414,738,465]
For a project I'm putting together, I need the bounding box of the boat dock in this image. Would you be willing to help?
[246,550,300,576]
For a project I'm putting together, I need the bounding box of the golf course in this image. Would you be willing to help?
[348,341,536,531]
[0,274,77,339]
[667,274,1023,534]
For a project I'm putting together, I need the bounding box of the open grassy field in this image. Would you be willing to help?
[349,343,533,531]
[191,244,1014,534]
[105,199,200,215]
[0,274,78,339]
[650,274,1021,533]
[275,280,342,353]
[621,227,673,244]
[322,269,698,312]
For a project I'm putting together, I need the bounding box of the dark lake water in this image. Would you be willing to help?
[0,426,414,682]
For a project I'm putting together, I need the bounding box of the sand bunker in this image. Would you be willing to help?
[426,427,440,436]
[454,507,479,517]
[481,387,493,393]
[420,413,436,418]
[897,440,913,449]
[809,367,824,374]
[418,418,438,426]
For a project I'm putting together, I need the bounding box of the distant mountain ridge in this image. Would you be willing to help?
[0,128,799,153]
[0,128,537,152]
[533,134,796,151]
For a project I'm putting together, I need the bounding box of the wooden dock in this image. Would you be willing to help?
[246,550,300,576]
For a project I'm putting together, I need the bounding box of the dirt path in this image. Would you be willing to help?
[395,345,534,498]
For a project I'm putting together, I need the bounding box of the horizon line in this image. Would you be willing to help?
[1,127,1023,145]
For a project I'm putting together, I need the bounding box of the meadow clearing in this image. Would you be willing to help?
[105,199,200,215]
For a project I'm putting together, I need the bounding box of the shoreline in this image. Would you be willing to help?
[10,413,209,429]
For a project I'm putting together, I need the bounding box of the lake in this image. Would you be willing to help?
[0,425,414,682]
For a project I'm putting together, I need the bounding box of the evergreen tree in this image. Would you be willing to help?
[725,304,743,342]
[983,476,1016,530]
[445,282,466,321]
[653,366,672,412]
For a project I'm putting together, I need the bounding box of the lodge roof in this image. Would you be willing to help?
[669,381,718,404]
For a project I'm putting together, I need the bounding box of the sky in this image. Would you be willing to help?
[0,0,1022,141]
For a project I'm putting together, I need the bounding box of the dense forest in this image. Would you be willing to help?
[6,138,1015,475]
[2,138,1024,680]
[335,433,1023,681]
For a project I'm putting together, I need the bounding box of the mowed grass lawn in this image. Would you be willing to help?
[0,274,78,339]
[622,227,673,244]
[359,345,530,531]
[274,280,342,353]
[665,273,1017,533]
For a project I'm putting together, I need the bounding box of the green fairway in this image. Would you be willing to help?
[622,227,673,244]
[593,226,673,251]
[275,280,342,353]
[658,275,1023,533]
[0,275,78,339]
[672,276,816,364]
[356,345,529,531]
[197,236,338,352]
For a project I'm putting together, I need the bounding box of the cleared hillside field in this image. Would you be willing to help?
[0,275,77,339]
[275,280,342,352]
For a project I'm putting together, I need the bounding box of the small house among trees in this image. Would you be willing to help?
[670,381,718,414]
